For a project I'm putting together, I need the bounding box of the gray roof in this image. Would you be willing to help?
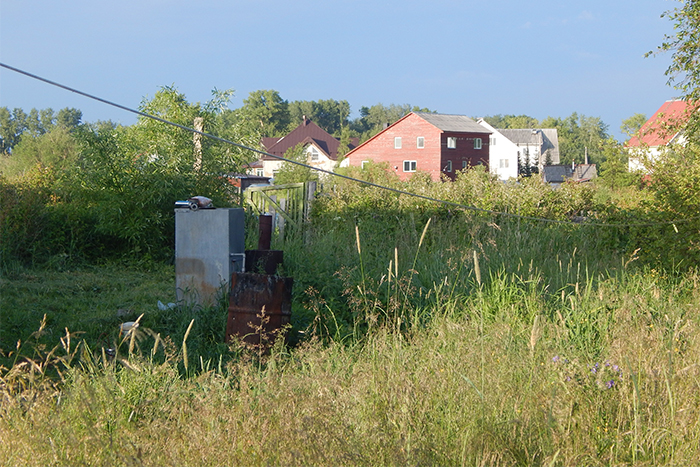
[414,112,490,134]
[542,164,597,183]
[498,128,560,164]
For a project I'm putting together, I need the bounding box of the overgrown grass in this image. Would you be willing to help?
[3,172,700,465]
[2,262,700,465]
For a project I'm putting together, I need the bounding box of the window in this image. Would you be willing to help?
[309,147,319,161]
[403,160,417,172]
[462,160,468,170]
[445,160,452,172]
[490,137,496,146]
[394,137,402,149]
[474,138,482,149]
[447,137,457,149]
[499,159,509,168]
[417,136,425,148]
[256,168,264,177]
[361,161,369,169]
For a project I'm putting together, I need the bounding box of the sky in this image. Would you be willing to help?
[0,0,681,141]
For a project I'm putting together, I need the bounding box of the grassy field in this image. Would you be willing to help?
[3,181,700,465]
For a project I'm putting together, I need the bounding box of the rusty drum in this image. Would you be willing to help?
[226,272,293,346]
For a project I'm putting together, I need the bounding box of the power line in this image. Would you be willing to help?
[1,62,697,229]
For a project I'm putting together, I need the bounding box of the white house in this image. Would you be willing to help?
[477,119,520,180]
[477,120,560,179]
[626,99,691,173]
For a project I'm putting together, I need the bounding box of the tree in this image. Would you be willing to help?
[350,103,433,141]
[481,114,540,129]
[620,113,648,140]
[650,0,700,135]
[1,126,78,178]
[273,143,318,185]
[597,138,638,188]
[541,113,609,165]
[239,90,290,137]
[288,99,351,135]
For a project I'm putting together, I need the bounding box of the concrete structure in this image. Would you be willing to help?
[342,112,491,181]
[175,208,245,307]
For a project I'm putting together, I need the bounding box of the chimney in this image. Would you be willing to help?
[303,115,307,126]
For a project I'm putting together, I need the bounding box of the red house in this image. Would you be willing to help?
[341,112,491,181]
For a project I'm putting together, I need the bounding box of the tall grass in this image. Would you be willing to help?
[3,262,700,465]
[3,172,700,465]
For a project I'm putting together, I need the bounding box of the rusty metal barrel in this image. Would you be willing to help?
[226,272,293,346]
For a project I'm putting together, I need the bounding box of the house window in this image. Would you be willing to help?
[462,160,468,170]
[309,147,319,161]
[417,136,425,148]
[403,160,417,172]
[394,137,402,149]
[499,159,509,168]
[361,161,369,169]
[447,137,457,149]
[256,168,264,177]
[490,137,496,146]
[445,160,452,172]
[474,138,482,149]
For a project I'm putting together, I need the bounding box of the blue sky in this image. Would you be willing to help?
[0,0,679,141]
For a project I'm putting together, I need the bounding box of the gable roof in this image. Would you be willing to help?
[261,119,354,161]
[498,128,560,163]
[345,111,491,160]
[542,164,597,183]
[413,112,491,134]
[627,99,692,148]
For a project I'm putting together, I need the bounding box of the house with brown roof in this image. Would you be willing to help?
[341,112,491,181]
[258,117,357,179]
[627,99,693,172]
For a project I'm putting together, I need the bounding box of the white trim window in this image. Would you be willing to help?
[447,137,457,149]
[445,160,452,172]
[499,159,509,168]
[256,168,264,176]
[361,160,369,169]
[403,160,417,172]
[394,137,402,149]
[417,136,425,148]
[490,137,496,146]
[309,146,319,161]
[474,138,482,149]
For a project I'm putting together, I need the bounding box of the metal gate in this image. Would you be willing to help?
[244,181,316,238]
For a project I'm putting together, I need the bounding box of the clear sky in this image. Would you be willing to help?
[0,0,680,141]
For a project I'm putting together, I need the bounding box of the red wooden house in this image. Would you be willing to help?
[341,112,491,181]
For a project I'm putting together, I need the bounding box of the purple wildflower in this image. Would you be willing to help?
[552,355,560,363]
[606,380,615,389]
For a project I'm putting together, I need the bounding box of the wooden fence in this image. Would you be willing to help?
[244,181,316,239]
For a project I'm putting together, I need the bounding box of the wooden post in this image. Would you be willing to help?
[193,117,204,172]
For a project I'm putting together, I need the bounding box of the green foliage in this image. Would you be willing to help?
[597,138,640,189]
[620,112,648,140]
[273,143,319,185]
[0,106,82,153]
[238,89,290,137]
[0,126,79,178]
[350,103,434,141]
[541,113,610,165]
[287,98,351,136]
[651,0,700,136]
[480,114,540,129]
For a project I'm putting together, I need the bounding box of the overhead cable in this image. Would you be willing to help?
[1,61,697,228]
